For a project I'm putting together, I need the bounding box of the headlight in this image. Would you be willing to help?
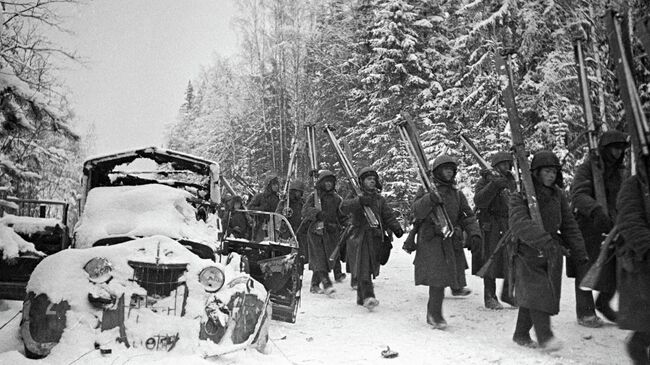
[198,266,225,292]
[84,257,113,283]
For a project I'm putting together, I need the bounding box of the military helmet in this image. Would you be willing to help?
[317,170,336,183]
[599,130,629,148]
[530,150,561,171]
[358,167,379,182]
[289,180,306,191]
[430,155,459,172]
[490,151,513,167]
[358,166,382,190]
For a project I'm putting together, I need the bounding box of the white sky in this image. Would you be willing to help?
[51,0,240,155]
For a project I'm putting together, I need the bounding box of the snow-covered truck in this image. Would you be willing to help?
[17,147,277,359]
[0,197,70,301]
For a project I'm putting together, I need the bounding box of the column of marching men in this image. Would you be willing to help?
[223,129,649,364]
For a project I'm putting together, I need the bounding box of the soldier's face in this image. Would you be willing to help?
[607,145,624,160]
[538,167,557,187]
[323,180,334,191]
[363,176,376,189]
[271,182,280,192]
[495,161,512,174]
[233,201,241,209]
[441,166,455,181]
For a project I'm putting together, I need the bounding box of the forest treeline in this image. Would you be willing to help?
[166,0,650,211]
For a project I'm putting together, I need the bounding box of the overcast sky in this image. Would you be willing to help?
[52,0,240,155]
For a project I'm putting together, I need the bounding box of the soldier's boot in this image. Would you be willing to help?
[350,276,358,290]
[577,315,604,328]
[310,271,324,294]
[484,279,503,310]
[540,337,563,353]
[334,263,346,282]
[427,286,447,330]
[626,332,650,365]
[595,292,618,323]
[363,297,379,311]
[321,273,336,296]
[451,287,472,297]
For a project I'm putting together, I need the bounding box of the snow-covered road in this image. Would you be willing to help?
[0,238,628,364]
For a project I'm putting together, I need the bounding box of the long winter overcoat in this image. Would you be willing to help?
[509,181,588,315]
[413,179,481,288]
[473,172,516,277]
[340,191,401,279]
[568,154,625,292]
[615,175,650,332]
[302,188,346,272]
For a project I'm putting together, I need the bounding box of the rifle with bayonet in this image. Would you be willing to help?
[458,132,514,276]
[580,10,650,290]
[493,50,547,295]
[494,50,544,226]
[324,125,380,228]
[397,112,454,240]
[575,36,609,215]
[276,138,300,217]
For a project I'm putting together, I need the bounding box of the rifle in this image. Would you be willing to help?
[324,125,379,228]
[574,37,609,215]
[458,133,499,174]
[329,224,353,264]
[219,175,237,197]
[605,11,650,160]
[277,138,300,217]
[494,50,544,227]
[476,230,513,277]
[397,112,453,238]
[232,173,257,197]
[580,226,619,290]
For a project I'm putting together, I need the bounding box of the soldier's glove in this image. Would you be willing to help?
[470,236,482,252]
[359,195,373,206]
[429,192,442,205]
[493,177,510,190]
[393,227,404,238]
[402,233,417,254]
[592,207,613,232]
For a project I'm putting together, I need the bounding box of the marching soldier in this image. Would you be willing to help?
[473,151,516,309]
[340,167,403,311]
[411,155,481,328]
[302,171,347,295]
[569,130,629,327]
[509,151,589,351]
[616,168,650,365]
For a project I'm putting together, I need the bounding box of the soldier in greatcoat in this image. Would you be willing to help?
[616,167,650,365]
[411,155,481,329]
[340,167,403,311]
[569,130,628,327]
[473,151,516,309]
[509,151,589,351]
[302,171,347,295]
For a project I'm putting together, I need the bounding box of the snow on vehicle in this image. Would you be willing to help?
[18,147,271,359]
[220,208,303,323]
[0,198,70,300]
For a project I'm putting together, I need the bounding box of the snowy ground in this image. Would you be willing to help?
[0,236,629,364]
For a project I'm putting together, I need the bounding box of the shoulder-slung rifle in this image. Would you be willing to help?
[277,138,300,217]
[324,125,379,228]
[459,133,497,174]
[582,11,650,290]
[459,133,515,276]
[494,50,544,226]
[575,37,609,215]
[398,112,453,238]
[305,123,321,211]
